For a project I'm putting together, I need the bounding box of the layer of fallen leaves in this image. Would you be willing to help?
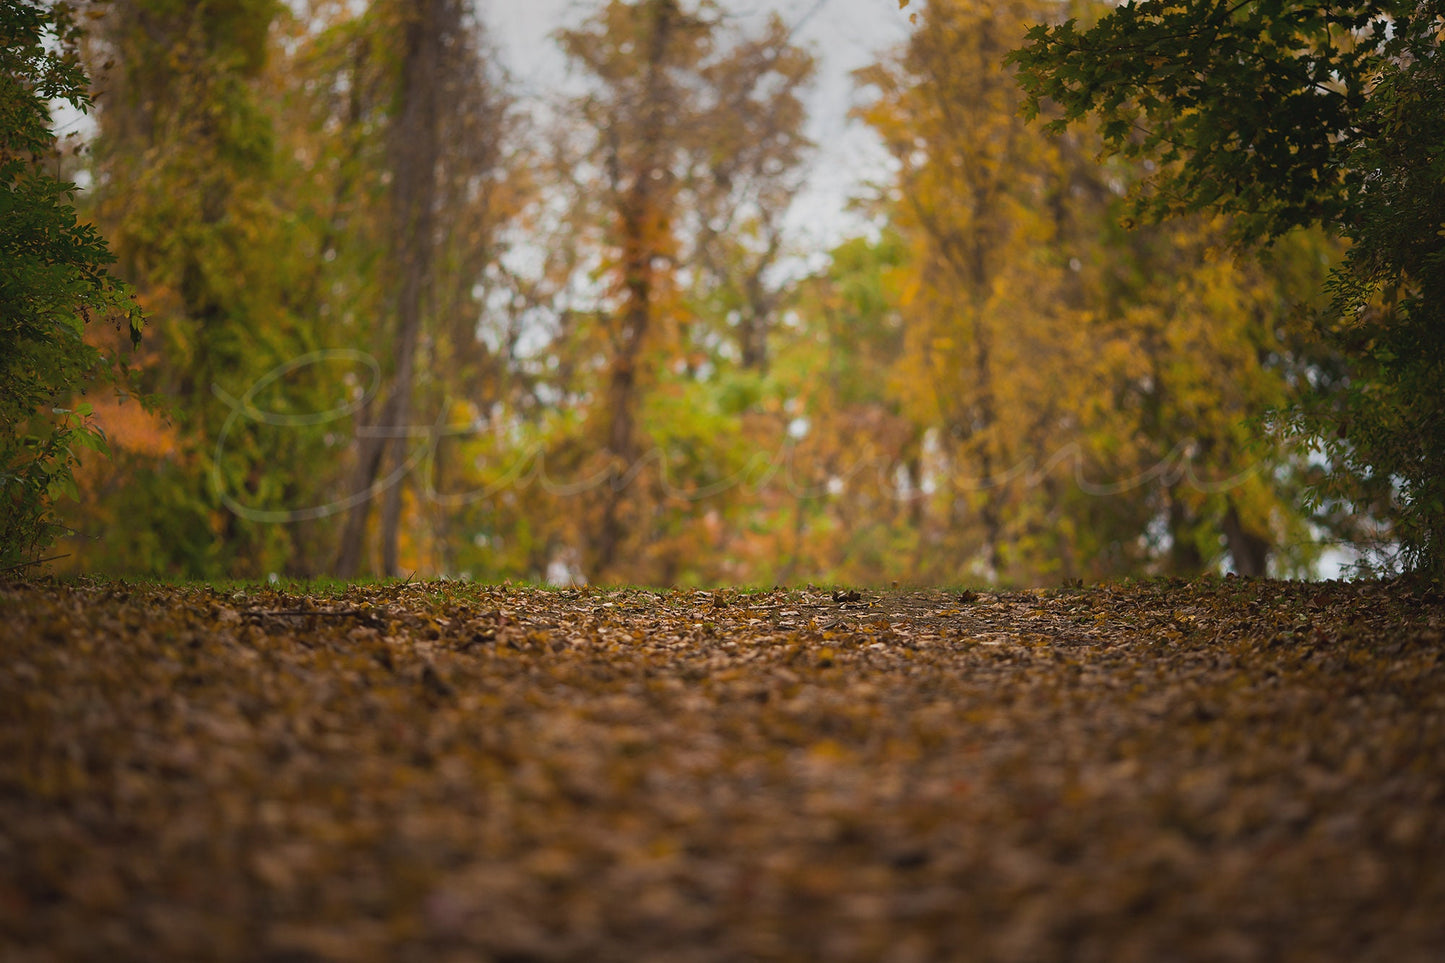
[2,576,1443,962]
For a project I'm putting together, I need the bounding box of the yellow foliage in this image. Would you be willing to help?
[859,0,1331,581]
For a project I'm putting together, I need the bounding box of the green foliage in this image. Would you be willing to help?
[1013,0,1445,578]
[1302,7,1445,575]
[0,0,141,569]
[1010,0,1392,239]
[80,0,347,578]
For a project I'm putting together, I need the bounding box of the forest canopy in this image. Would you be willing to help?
[1010,0,1445,578]
[4,0,1437,585]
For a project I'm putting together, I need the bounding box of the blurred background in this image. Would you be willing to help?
[45,0,1380,585]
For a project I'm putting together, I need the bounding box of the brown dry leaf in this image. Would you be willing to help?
[0,576,1442,961]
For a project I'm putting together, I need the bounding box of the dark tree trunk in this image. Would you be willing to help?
[334,391,390,577]
[1167,494,1205,575]
[378,0,445,576]
[1222,501,1270,576]
[335,0,450,577]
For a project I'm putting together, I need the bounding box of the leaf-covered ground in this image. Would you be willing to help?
[2,577,1442,962]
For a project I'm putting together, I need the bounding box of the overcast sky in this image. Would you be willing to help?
[480,0,919,249]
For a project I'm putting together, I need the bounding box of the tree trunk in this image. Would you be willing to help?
[378,1,443,576]
[592,0,677,580]
[333,393,388,577]
[1222,501,1270,576]
[1167,493,1205,575]
[334,0,447,577]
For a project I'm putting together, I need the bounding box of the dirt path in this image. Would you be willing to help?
[2,577,1442,962]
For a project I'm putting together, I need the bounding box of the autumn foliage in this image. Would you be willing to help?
[0,0,1434,583]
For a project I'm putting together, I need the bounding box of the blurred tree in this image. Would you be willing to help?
[1013,0,1445,577]
[79,0,324,576]
[552,0,815,582]
[74,0,513,578]
[861,0,1329,582]
[1,0,141,570]
[767,231,920,585]
[859,0,1086,582]
[1069,214,1334,578]
[686,12,814,373]
[328,0,512,578]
